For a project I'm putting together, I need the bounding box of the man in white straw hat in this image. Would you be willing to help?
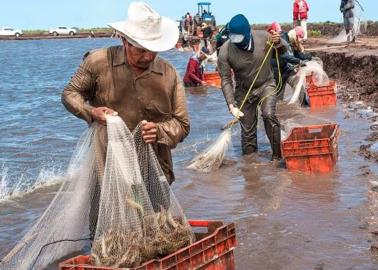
[63,0,189,183]
[62,1,190,237]
[62,2,189,238]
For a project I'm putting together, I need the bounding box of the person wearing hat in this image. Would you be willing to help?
[268,23,312,104]
[62,1,189,183]
[183,47,210,87]
[201,22,213,48]
[215,23,230,55]
[281,26,315,105]
[293,0,310,41]
[62,1,190,239]
[217,14,287,161]
[201,22,212,45]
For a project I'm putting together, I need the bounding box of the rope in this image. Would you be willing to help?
[229,38,282,129]
[257,46,283,108]
[30,237,91,270]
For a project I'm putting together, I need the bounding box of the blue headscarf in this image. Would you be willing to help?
[228,14,253,51]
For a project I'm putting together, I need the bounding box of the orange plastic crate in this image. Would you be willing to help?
[203,72,221,89]
[281,124,340,174]
[59,220,236,270]
[307,80,337,108]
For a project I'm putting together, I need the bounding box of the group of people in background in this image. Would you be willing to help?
[184,0,358,88]
[292,0,357,43]
[293,0,310,41]
[182,0,358,162]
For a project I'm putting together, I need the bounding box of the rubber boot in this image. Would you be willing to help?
[241,135,258,155]
[263,115,282,160]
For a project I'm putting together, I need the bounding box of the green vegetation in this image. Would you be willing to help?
[308,30,322,37]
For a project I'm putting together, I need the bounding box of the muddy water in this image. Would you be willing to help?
[0,38,377,269]
[175,99,378,269]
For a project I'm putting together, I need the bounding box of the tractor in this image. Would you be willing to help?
[193,2,216,31]
[178,2,217,39]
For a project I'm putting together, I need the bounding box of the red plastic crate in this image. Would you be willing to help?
[59,220,236,270]
[203,72,221,89]
[307,80,337,108]
[281,124,340,174]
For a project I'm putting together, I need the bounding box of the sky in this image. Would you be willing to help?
[0,0,377,30]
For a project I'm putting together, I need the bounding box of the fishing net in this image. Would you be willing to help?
[328,5,363,44]
[91,116,194,267]
[0,116,193,269]
[0,124,99,270]
[288,60,329,105]
[187,128,232,172]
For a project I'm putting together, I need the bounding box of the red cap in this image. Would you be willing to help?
[267,22,282,33]
[295,26,305,40]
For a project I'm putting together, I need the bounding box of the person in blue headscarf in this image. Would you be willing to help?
[217,14,287,162]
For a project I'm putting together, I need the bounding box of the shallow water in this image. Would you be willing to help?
[0,38,377,269]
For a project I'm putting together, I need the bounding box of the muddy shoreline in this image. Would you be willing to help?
[307,40,378,165]
[253,21,378,37]
[309,42,378,255]
[312,48,378,111]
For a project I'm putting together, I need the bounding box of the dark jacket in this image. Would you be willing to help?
[215,24,230,54]
[202,26,213,39]
[271,32,311,76]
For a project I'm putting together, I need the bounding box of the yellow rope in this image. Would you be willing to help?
[257,46,282,108]
[230,39,282,129]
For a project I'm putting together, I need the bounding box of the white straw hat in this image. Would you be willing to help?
[108,1,179,52]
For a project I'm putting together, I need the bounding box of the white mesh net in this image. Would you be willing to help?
[91,116,194,268]
[328,5,363,44]
[288,60,329,105]
[187,128,232,172]
[0,124,99,270]
[0,116,193,269]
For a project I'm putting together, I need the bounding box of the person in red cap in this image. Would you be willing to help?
[183,47,209,87]
[267,22,282,34]
[293,0,309,41]
[268,23,314,105]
